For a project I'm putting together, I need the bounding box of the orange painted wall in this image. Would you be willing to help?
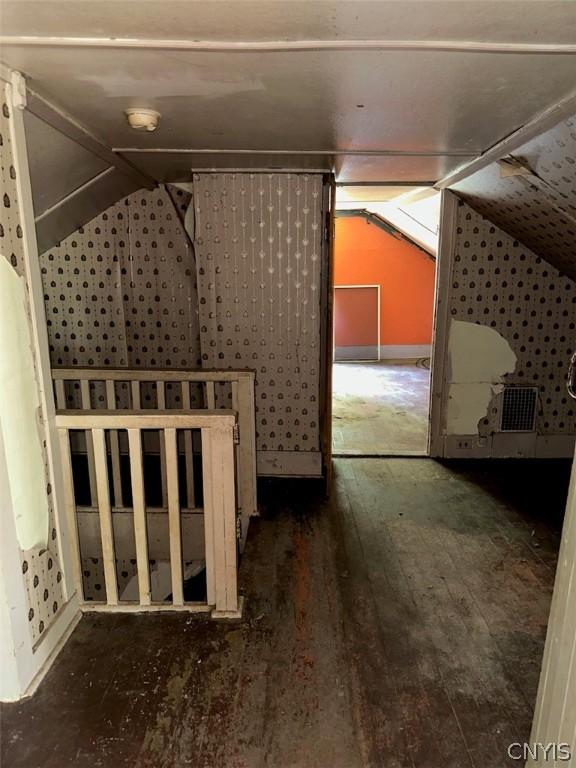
[334,216,436,345]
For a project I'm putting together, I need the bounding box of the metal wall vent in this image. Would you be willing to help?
[500,387,538,432]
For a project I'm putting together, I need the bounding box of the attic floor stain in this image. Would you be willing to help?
[1,458,570,768]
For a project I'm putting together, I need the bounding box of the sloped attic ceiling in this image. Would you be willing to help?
[450,114,576,280]
[2,0,576,252]
[17,86,153,253]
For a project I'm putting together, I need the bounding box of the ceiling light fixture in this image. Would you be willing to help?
[125,108,161,132]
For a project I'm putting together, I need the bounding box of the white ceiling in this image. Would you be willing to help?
[24,111,110,215]
[3,1,576,43]
[336,186,425,203]
[2,1,576,183]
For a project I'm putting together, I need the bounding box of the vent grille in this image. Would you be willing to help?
[500,387,538,432]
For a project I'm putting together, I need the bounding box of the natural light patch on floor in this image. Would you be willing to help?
[332,361,430,454]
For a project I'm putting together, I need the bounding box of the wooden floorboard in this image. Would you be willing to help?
[1,459,570,768]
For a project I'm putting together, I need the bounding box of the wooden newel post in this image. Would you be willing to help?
[202,422,242,619]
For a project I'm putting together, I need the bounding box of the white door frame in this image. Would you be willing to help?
[427,190,458,457]
[528,447,576,765]
[333,284,381,362]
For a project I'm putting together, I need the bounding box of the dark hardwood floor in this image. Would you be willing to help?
[1,459,570,768]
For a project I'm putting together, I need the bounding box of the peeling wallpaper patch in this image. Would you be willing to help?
[448,320,517,384]
[446,383,504,435]
[0,256,49,550]
[446,320,516,435]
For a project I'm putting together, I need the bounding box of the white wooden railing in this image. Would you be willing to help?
[56,410,242,618]
[52,368,257,545]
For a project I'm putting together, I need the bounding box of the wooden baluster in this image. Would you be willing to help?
[181,381,196,509]
[157,382,168,509]
[92,428,119,605]
[54,379,66,409]
[131,380,141,409]
[128,429,151,605]
[206,380,216,409]
[80,379,97,507]
[165,428,184,606]
[105,380,124,508]
[57,429,84,602]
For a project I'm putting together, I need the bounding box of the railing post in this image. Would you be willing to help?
[235,376,258,521]
[202,422,241,618]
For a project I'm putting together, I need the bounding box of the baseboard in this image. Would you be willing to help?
[442,433,575,459]
[257,450,323,477]
[334,344,431,361]
[535,434,576,459]
[379,344,431,360]
[334,345,378,361]
[442,435,493,458]
[20,596,81,700]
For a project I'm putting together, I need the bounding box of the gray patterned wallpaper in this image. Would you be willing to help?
[452,114,576,281]
[192,173,327,476]
[41,185,201,370]
[449,200,575,438]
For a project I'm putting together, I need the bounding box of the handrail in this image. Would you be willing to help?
[52,367,255,382]
[55,409,237,430]
[56,408,241,618]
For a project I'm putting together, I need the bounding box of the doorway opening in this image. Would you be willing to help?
[331,185,440,456]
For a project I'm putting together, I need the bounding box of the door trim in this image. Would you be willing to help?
[428,190,457,457]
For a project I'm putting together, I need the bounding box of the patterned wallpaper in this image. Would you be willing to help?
[40,173,328,475]
[452,114,576,281]
[192,173,326,473]
[0,86,65,645]
[449,200,576,436]
[41,185,201,370]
